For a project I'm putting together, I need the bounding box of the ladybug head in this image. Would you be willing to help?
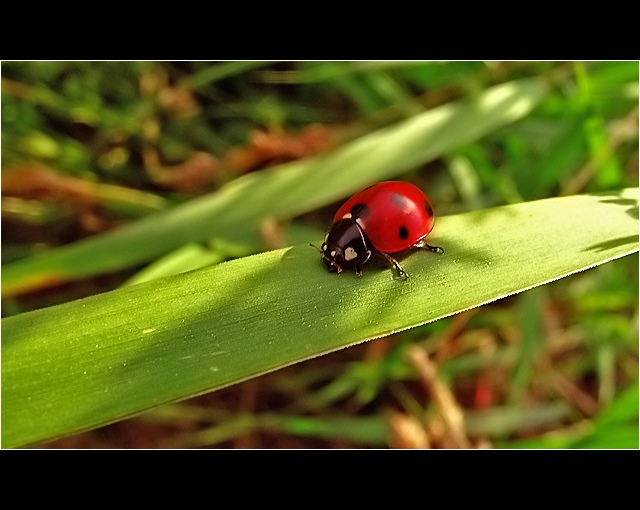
[312,219,372,276]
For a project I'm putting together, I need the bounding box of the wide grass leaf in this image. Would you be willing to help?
[2,188,638,448]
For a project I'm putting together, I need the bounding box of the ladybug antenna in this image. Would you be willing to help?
[309,242,323,253]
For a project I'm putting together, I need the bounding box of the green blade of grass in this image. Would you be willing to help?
[1,78,548,296]
[2,188,637,448]
[500,383,639,449]
[181,61,273,90]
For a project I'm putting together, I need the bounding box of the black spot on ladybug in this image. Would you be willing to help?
[391,192,411,210]
[350,203,370,219]
[424,200,434,218]
[399,226,409,239]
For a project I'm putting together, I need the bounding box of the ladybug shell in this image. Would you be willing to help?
[333,181,435,254]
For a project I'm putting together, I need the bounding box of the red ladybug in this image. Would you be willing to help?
[312,181,443,278]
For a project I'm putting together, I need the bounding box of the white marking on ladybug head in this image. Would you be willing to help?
[341,213,352,219]
[330,250,337,258]
[344,247,358,261]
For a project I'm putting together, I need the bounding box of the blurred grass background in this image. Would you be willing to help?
[2,61,638,448]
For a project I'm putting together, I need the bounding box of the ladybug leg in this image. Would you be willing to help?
[413,238,444,254]
[353,249,372,277]
[380,252,409,279]
[325,257,343,274]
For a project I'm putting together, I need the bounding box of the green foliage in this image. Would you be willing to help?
[2,189,637,448]
[2,77,547,295]
[2,61,638,448]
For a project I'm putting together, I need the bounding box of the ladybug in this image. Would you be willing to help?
[312,181,443,278]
